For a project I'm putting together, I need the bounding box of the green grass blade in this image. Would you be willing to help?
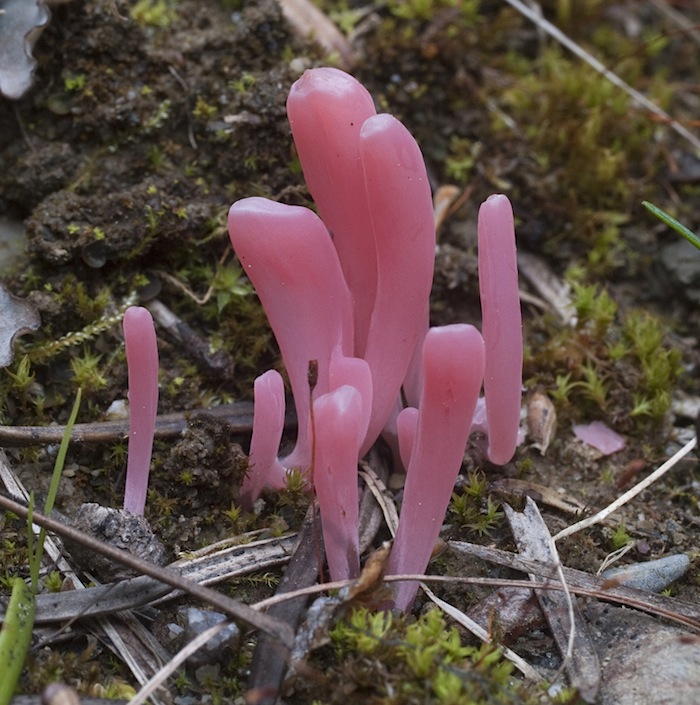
[29,388,82,588]
[642,201,700,250]
[0,578,36,705]
[44,387,82,518]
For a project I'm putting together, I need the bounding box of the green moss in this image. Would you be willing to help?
[495,45,656,264]
[130,0,178,28]
[63,74,86,92]
[320,607,537,704]
[449,472,503,536]
[193,96,218,121]
[526,270,680,433]
[386,0,478,23]
[610,522,633,551]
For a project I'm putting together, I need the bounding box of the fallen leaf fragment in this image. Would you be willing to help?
[573,421,625,455]
[505,497,600,702]
[0,282,40,367]
[0,0,51,99]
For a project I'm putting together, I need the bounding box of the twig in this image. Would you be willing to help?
[421,584,543,682]
[649,0,700,48]
[0,534,298,624]
[251,572,700,632]
[449,540,700,630]
[247,508,323,704]
[0,401,296,447]
[278,0,357,70]
[506,498,599,700]
[146,298,235,379]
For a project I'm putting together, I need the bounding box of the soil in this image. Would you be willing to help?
[1,0,700,703]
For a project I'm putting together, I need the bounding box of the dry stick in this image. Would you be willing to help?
[0,401,297,447]
[421,584,543,682]
[251,573,700,632]
[649,0,700,48]
[507,499,595,698]
[247,508,323,704]
[0,494,295,651]
[503,0,700,152]
[449,540,700,629]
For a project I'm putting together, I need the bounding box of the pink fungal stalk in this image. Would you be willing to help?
[386,325,485,611]
[239,370,288,508]
[122,306,159,516]
[228,198,354,478]
[287,67,378,356]
[288,71,434,454]
[312,385,364,581]
[358,113,435,452]
[478,194,522,465]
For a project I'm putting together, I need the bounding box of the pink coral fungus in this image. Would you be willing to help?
[387,324,485,610]
[122,306,159,516]
[227,68,523,597]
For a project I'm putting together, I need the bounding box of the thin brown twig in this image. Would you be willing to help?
[0,401,297,447]
[251,568,700,633]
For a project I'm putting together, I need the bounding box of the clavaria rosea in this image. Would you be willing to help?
[227,67,522,609]
[122,306,159,516]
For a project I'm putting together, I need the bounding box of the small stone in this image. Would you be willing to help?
[194,663,220,687]
[602,554,690,593]
[179,606,241,668]
[660,239,700,303]
[0,0,51,99]
[586,602,700,705]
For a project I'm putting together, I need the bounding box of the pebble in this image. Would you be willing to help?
[586,602,700,705]
[660,239,700,303]
[601,554,690,593]
[180,607,241,668]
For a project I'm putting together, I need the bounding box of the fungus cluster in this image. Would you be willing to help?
[227,68,523,610]
[117,68,521,610]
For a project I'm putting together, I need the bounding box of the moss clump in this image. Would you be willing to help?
[130,0,178,28]
[526,270,681,434]
[449,471,504,536]
[492,44,662,273]
[298,607,541,704]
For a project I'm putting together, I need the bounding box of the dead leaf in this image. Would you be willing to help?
[0,281,40,367]
[505,497,600,702]
[0,0,51,100]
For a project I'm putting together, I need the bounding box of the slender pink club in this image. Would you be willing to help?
[312,385,364,581]
[239,370,288,509]
[358,113,435,454]
[123,306,159,515]
[228,197,354,473]
[478,194,522,465]
[387,324,485,610]
[287,67,378,356]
